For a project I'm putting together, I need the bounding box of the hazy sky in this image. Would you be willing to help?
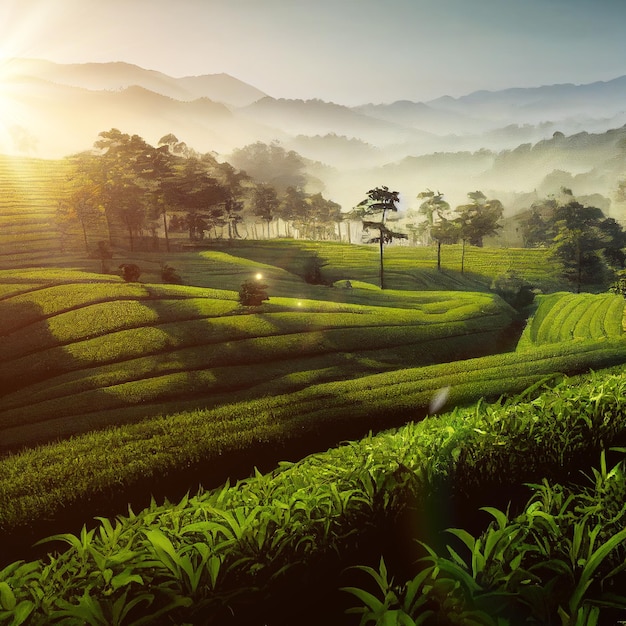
[2,0,626,105]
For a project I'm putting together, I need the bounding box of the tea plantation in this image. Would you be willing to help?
[2,155,626,625]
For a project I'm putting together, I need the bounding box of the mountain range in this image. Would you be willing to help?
[2,58,626,214]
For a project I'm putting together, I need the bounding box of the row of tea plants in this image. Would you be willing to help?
[2,369,626,624]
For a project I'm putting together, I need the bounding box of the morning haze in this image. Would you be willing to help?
[4,2,626,624]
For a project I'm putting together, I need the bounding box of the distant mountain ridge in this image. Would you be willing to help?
[4,58,268,107]
[2,58,626,215]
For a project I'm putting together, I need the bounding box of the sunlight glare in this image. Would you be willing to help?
[0,57,27,155]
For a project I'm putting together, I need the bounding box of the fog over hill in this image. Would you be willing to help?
[3,59,626,219]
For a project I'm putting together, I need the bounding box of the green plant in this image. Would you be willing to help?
[344,452,626,626]
[238,278,269,306]
[119,264,141,282]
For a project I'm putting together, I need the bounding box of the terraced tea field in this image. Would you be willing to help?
[0,156,72,267]
[0,267,516,452]
[517,291,626,350]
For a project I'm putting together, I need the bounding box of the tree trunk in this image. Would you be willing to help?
[461,239,466,274]
[437,241,442,271]
[379,233,385,289]
[80,218,89,254]
[162,210,170,253]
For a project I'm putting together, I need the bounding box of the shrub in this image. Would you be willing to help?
[491,270,535,310]
[238,278,269,306]
[119,263,141,282]
[160,263,182,284]
[345,451,626,625]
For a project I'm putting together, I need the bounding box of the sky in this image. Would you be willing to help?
[1,0,626,105]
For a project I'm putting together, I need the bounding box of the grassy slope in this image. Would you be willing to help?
[517,291,625,350]
[3,369,626,626]
[0,268,515,451]
[0,156,71,267]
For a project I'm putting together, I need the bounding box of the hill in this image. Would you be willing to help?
[0,155,71,265]
[0,267,516,452]
[4,58,268,106]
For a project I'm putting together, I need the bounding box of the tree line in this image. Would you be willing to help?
[361,184,626,292]
[57,130,343,253]
[57,129,626,293]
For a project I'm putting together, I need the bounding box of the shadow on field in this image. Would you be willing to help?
[0,289,60,396]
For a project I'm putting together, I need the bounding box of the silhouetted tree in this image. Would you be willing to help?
[417,190,456,270]
[357,186,407,289]
[551,201,613,292]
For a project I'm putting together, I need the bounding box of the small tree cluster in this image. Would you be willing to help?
[520,191,626,291]
[413,189,503,273]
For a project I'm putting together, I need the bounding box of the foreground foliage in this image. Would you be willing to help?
[346,450,626,625]
[2,371,626,624]
[2,334,626,536]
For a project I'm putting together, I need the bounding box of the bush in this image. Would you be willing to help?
[160,262,182,284]
[238,278,269,306]
[491,270,535,310]
[119,263,141,282]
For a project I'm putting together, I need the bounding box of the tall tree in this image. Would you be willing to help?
[93,129,154,251]
[417,190,455,270]
[279,186,309,238]
[252,184,280,238]
[174,158,227,240]
[455,191,504,273]
[417,189,450,245]
[357,186,407,289]
[307,192,342,240]
[136,143,178,252]
[551,201,613,292]
[58,153,107,253]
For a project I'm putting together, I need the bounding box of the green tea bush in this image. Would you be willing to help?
[517,292,624,350]
[3,372,626,624]
[345,450,626,625]
[2,341,626,538]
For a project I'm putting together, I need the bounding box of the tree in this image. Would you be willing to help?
[252,184,280,238]
[137,142,178,252]
[174,158,228,240]
[417,190,457,270]
[307,192,342,240]
[455,191,504,273]
[431,215,460,271]
[213,161,249,241]
[417,189,450,245]
[519,205,551,248]
[92,129,154,251]
[356,186,407,289]
[279,186,309,238]
[57,161,104,254]
[551,201,614,292]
